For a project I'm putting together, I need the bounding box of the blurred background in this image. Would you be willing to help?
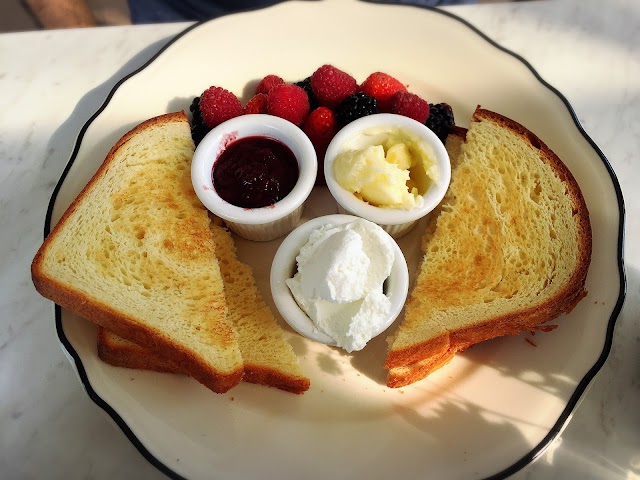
[3,0,130,31]
[2,0,518,32]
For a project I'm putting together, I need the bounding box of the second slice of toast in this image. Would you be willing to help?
[98,224,310,394]
[386,108,592,387]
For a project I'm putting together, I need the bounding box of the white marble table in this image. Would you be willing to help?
[1,1,638,479]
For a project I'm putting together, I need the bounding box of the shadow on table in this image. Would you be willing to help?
[43,35,180,185]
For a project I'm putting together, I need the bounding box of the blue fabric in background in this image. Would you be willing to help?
[128,0,477,24]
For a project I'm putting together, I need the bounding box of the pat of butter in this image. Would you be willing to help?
[332,127,438,209]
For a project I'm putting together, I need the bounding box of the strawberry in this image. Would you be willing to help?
[360,72,407,112]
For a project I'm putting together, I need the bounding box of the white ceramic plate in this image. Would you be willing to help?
[46,2,626,479]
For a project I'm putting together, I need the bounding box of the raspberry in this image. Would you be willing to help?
[425,103,455,142]
[189,96,210,146]
[310,64,358,109]
[294,77,319,111]
[267,84,310,126]
[360,72,407,112]
[255,74,284,95]
[302,107,338,145]
[198,86,243,129]
[302,106,339,184]
[243,93,269,114]
[389,91,430,123]
[335,92,379,127]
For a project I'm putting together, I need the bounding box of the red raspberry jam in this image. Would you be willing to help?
[212,136,299,209]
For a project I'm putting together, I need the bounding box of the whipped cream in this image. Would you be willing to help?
[285,218,394,352]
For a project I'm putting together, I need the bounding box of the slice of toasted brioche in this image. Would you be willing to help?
[98,223,311,394]
[97,328,179,373]
[385,108,591,387]
[32,112,243,393]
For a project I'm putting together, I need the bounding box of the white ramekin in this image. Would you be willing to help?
[191,114,317,241]
[324,113,451,239]
[269,214,409,348]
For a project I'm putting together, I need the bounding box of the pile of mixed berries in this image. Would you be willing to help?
[190,64,455,183]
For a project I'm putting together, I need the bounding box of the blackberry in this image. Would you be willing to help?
[335,92,379,127]
[294,77,319,111]
[425,103,455,142]
[189,96,211,146]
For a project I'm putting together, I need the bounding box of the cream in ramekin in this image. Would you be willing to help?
[270,214,409,351]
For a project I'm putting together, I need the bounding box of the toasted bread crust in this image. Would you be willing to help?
[387,349,456,389]
[242,365,310,395]
[97,327,181,374]
[32,112,243,394]
[97,328,311,395]
[385,108,592,384]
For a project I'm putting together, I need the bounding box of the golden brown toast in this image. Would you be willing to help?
[385,108,592,387]
[32,112,243,393]
[98,224,310,394]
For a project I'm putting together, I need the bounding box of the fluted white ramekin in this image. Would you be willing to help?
[324,113,451,239]
[270,214,409,347]
[191,114,317,241]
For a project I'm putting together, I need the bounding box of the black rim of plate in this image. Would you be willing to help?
[45,3,627,480]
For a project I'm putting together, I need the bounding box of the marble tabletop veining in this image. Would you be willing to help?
[1,1,638,479]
